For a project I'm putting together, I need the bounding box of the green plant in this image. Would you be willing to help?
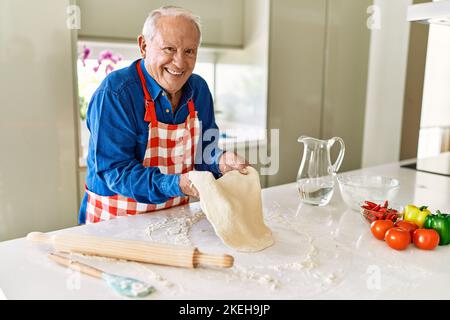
[79,95,88,121]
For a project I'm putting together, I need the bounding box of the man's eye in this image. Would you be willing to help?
[163,47,175,53]
[185,49,196,56]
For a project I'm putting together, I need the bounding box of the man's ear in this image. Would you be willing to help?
[137,35,146,58]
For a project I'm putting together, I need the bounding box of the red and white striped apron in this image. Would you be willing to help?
[85,60,200,224]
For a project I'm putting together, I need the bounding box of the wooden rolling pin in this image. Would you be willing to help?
[27,232,233,269]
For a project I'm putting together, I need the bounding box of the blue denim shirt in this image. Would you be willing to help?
[78,59,223,224]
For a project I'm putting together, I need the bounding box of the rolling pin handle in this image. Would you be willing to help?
[26,232,55,244]
[193,249,234,268]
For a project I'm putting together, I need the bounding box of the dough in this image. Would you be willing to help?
[189,167,274,252]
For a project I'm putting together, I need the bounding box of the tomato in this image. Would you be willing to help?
[385,227,411,250]
[413,229,440,250]
[370,220,394,240]
[395,220,418,241]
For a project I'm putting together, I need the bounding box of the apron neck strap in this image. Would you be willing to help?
[136,60,156,123]
[136,59,152,102]
[187,99,195,118]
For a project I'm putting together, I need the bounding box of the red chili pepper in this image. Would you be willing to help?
[375,212,384,218]
[383,200,388,208]
[372,205,381,211]
[362,205,372,210]
[365,201,377,208]
[366,212,376,221]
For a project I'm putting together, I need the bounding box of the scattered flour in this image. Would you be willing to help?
[300,242,319,270]
[325,273,337,284]
[258,201,341,286]
[70,252,128,263]
[129,263,176,290]
[145,211,205,246]
[260,243,318,273]
[226,265,280,291]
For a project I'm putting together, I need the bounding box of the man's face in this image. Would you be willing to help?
[141,16,200,96]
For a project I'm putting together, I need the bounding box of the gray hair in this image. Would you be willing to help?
[142,6,202,45]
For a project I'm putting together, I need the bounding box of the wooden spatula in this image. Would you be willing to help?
[27,232,234,269]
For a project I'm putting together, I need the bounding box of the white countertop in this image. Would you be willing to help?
[1,160,449,300]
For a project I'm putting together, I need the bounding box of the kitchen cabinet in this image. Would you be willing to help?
[266,0,372,187]
[76,0,244,48]
[407,0,450,25]
[0,0,79,241]
[1,159,449,299]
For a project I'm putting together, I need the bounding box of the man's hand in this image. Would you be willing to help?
[219,151,250,175]
[179,173,199,198]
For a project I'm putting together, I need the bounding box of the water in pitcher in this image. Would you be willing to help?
[297,136,345,206]
[297,178,334,206]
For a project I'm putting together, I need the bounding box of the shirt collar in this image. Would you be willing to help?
[180,77,194,103]
[139,59,163,100]
[138,59,194,103]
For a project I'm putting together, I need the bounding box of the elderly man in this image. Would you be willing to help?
[78,6,248,224]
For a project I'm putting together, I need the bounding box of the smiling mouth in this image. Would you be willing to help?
[165,67,184,76]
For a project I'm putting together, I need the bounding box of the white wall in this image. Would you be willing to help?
[417,23,450,158]
[0,0,79,240]
[421,24,450,128]
[362,0,412,167]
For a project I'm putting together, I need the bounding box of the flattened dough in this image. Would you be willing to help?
[189,167,274,252]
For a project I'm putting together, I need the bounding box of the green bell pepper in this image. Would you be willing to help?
[424,211,450,246]
[403,205,431,228]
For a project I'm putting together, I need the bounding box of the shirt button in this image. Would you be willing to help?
[166,108,170,113]
[162,91,166,96]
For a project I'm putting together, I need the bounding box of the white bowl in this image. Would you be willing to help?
[337,175,400,211]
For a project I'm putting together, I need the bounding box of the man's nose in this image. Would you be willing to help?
[172,51,186,69]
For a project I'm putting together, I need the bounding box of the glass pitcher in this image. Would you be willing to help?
[297,136,345,206]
